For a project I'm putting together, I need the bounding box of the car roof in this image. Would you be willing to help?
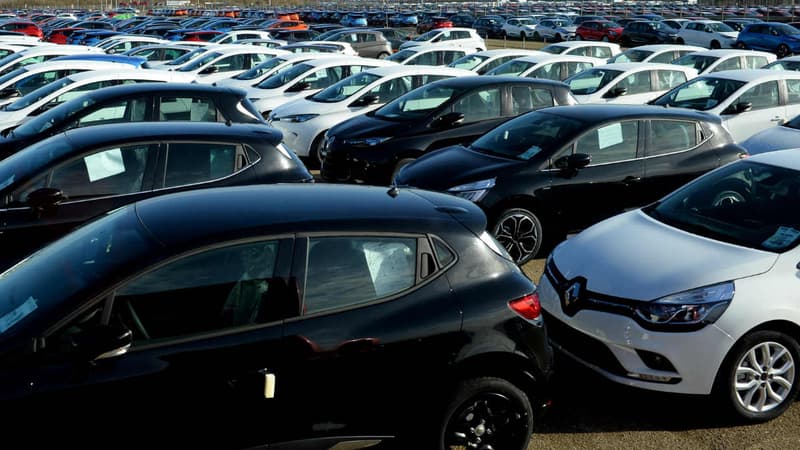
[624,44,704,52]
[133,184,486,247]
[432,75,568,89]
[66,82,248,101]
[595,62,697,72]
[361,64,471,77]
[510,53,603,63]
[470,49,543,57]
[540,103,724,124]
[749,148,800,171]
[700,69,800,82]
[300,55,396,67]
[543,41,620,49]
[687,49,772,57]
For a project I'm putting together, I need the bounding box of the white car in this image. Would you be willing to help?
[175,45,289,83]
[268,65,472,163]
[608,44,704,64]
[651,69,800,141]
[215,53,340,90]
[399,28,486,52]
[763,55,800,71]
[209,30,273,44]
[0,69,194,131]
[540,149,800,422]
[567,63,698,104]
[0,45,103,75]
[248,56,396,116]
[0,44,28,60]
[235,38,289,49]
[147,45,225,70]
[541,41,621,59]
[122,44,195,63]
[740,114,800,154]
[677,20,739,48]
[501,17,539,39]
[671,49,775,75]
[98,36,170,54]
[533,18,577,42]
[387,45,470,66]
[486,53,605,81]
[280,41,358,56]
[447,49,544,74]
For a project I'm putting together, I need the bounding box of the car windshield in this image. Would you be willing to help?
[672,54,719,72]
[0,66,27,87]
[257,62,311,89]
[778,24,800,35]
[373,84,462,120]
[448,54,489,71]
[566,68,623,95]
[311,72,380,103]
[651,77,746,110]
[765,60,800,71]
[0,206,157,341]
[644,160,800,252]
[12,95,97,137]
[708,22,735,32]
[541,45,568,54]
[487,59,535,76]
[413,30,439,42]
[236,56,288,80]
[165,47,206,66]
[178,51,221,72]
[386,49,415,63]
[4,77,73,112]
[470,110,585,160]
[609,49,654,63]
[0,51,22,69]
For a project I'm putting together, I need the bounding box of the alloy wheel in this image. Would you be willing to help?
[493,209,541,264]
[444,392,530,450]
[734,341,795,413]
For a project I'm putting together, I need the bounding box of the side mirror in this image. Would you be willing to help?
[431,111,465,128]
[0,87,20,99]
[70,325,132,361]
[555,153,592,170]
[352,94,379,107]
[604,86,627,98]
[286,81,310,93]
[724,101,752,115]
[26,187,65,209]
[200,65,219,75]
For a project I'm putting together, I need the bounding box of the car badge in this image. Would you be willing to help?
[563,281,582,308]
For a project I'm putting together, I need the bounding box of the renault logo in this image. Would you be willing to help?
[563,281,582,308]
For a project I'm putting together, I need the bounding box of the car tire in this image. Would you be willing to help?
[555,33,563,42]
[602,35,610,42]
[736,41,748,49]
[576,34,583,40]
[777,44,791,59]
[439,377,534,450]
[715,330,800,422]
[711,40,721,49]
[533,31,541,41]
[677,37,685,45]
[308,132,327,169]
[492,208,542,265]
[376,52,390,59]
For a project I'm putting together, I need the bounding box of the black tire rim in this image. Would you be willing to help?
[493,212,539,264]
[778,45,790,58]
[444,392,530,450]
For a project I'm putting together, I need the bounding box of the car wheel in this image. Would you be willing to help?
[533,31,541,40]
[576,34,583,40]
[492,208,542,265]
[677,37,685,45]
[439,377,533,450]
[711,40,721,49]
[777,44,791,58]
[602,35,610,42]
[391,158,415,184]
[715,330,800,422]
[376,52,390,59]
[555,33,563,42]
[736,41,748,49]
[308,132,327,169]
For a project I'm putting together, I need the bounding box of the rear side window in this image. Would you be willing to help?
[303,237,417,314]
[736,81,780,110]
[511,86,553,115]
[159,96,219,121]
[712,57,742,72]
[654,70,687,90]
[648,120,698,156]
[786,79,800,104]
[164,142,238,187]
[576,121,639,165]
[615,70,651,95]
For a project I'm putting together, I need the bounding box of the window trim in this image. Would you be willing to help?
[643,119,706,158]
[155,140,251,190]
[548,119,643,168]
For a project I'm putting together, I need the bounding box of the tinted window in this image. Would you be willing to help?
[568,68,623,95]
[744,55,769,69]
[529,62,561,80]
[114,240,280,342]
[511,86,553,114]
[615,70,651,95]
[300,66,346,89]
[432,237,455,267]
[304,237,417,314]
[711,57,742,72]
[654,70,687,90]
[653,77,746,110]
[159,96,218,121]
[575,121,638,165]
[786,79,800,104]
[649,120,697,156]
[452,87,501,122]
[736,81,779,110]
[649,51,677,64]
[164,142,237,187]
[78,98,148,126]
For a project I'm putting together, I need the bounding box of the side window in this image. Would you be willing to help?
[654,70,687,90]
[54,81,110,105]
[18,144,152,202]
[452,87,501,122]
[164,142,238,187]
[564,61,593,79]
[301,66,345,89]
[363,33,376,42]
[649,51,677,64]
[744,56,768,69]
[159,96,218,121]
[113,240,281,342]
[648,120,698,156]
[77,98,148,126]
[571,46,591,57]
[15,70,61,96]
[250,53,271,67]
[412,74,451,89]
[511,86,553,115]
[735,81,780,110]
[412,51,438,66]
[615,70,651,95]
[593,46,612,58]
[529,63,561,80]
[712,57,743,72]
[304,237,417,314]
[213,54,246,72]
[442,51,464,65]
[575,121,638,165]
[365,76,413,103]
[482,56,515,73]
[786,79,800,104]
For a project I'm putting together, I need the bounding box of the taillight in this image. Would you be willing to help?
[509,293,541,320]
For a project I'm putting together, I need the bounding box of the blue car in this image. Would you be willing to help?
[736,22,800,58]
[340,13,368,27]
[78,30,123,46]
[390,12,418,26]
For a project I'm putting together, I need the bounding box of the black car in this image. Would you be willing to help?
[0,122,312,269]
[472,15,506,38]
[321,76,576,185]
[395,104,747,264]
[0,83,266,159]
[620,20,679,46]
[0,183,552,450]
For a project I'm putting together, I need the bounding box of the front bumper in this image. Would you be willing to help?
[320,136,394,184]
[270,119,315,158]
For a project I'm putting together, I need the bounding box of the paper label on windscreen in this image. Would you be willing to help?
[0,297,37,334]
[597,123,623,149]
[84,148,125,182]
[762,226,800,250]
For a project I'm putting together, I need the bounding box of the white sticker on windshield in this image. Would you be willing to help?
[84,148,125,182]
[0,297,37,334]
[597,123,623,149]
[762,226,800,250]
[0,174,13,191]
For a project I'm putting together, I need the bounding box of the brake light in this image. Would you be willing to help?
[509,293,541,320]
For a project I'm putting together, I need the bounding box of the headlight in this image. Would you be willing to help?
[634,282,734,327]
[447,178,496,202]
[280,113,319,123]
[342,136,392,147]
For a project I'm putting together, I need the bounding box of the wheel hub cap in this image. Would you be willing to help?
[734,341,795,413]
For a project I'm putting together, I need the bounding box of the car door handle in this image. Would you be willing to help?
[771,117,784,123]
[337,337,380,355]
[621,176,641,185]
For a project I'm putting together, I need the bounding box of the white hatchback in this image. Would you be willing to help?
[540,149,800,422]
[399,28,486,52]
[671,49,775,75]
[486,53,605,81]
[676,20,739,48]
[608,44,704,64]
[566,62,698,104]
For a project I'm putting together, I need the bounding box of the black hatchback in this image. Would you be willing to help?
[395,104,747,264]
[321,76,576,185]
[0,184,552,450]
[0,121,312,269]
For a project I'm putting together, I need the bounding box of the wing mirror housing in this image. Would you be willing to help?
[724,101,752,115]
[70,325,132,361]
[555,153,592,170]
[351,94,379,107]
[26,187,65,210]
[431,111,465,128]
[200,65,219,75]
[286,81,310,93]
[604,86,627,98]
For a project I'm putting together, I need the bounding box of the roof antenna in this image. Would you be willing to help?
[387,184,399,198]
[226,118,232,127]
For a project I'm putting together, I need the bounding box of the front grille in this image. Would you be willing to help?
[543,311,628,377]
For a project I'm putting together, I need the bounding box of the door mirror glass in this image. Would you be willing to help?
[431,111,465,128]
[26,187,65,209]
[555,153,592,170]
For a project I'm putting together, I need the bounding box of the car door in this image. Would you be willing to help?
[721,80,785,142]
[603,69,654,104]
[545,120,645,229]
[424,85,506,150]
[0,142,158,267]
[642,119,712,200]
[12,237,295,448]
[279,234,460,432]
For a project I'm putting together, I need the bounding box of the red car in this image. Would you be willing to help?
[181,30,224,42]
[44,27,85,44]
[575,20,624,42]
[0,20,43,38]
[416,16,453,34]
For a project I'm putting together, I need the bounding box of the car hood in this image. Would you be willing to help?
[395,145,522,191]
[329,112,416,140]
[550,209,778,300]
[271,97,341,118]
[740,125,799,155]
[720,31,739,39]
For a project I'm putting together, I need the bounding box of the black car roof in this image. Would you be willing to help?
[539,104,724,124]
[67,82,249,101]
[430,75,569,90]
[133,184,487,247]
